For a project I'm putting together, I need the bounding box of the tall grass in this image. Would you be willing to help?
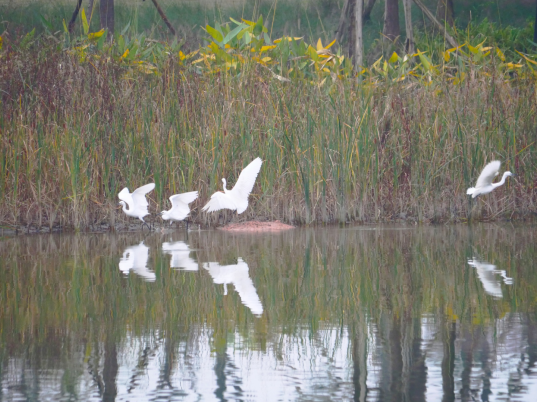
[1,36,536,229]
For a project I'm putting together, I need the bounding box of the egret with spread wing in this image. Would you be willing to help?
[161,191,198,228]
[118,182,155,230]
[202,157,262,214]
[467,161,514,198]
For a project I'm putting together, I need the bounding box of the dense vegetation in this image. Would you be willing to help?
[1,1,536,230]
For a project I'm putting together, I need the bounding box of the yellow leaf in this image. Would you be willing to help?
[179,51,186,61]
[316,38,323,51]
[88,29,105,40]
[443,50,450,62]
[388,52,399,63]
[0,35,2,51]
[260,45,276,52]
[81,8,89,35]
[241,18,255,26]
[120,49,129,60]
[516,50,537,65]
[495,48,506,62]
[324,38,336,50]
[261,56,272,62]
[506,63,523,68]
[273,36,303,43]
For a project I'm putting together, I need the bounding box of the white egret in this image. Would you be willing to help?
[162,240,199,271]
[468,257,513,298]
[119,241,156,282]
[118,183,155,230]
[203,258,263,316]
[466,161,514,198]
[202,157,262,214]
[160,191,198,228]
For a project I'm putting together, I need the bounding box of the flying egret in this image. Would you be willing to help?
[118,183,155,230]
[466,161,514,198]
[161,191,198,229]
[202,157,262,214]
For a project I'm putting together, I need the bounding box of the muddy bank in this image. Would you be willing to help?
[217,220,295,232]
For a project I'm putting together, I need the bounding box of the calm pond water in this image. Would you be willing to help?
[1,224,536,401]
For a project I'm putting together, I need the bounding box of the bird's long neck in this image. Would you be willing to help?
[121,202,129,213]
[222,179,228,193]
[492,172,510,189]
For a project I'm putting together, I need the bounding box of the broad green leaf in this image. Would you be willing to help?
[81,8,89,35]
[206,25,223,43]
[121,21,131,36]
[222,23,246,45]
[253,16,264,36]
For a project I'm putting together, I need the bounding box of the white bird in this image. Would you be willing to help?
[468,257,513,298]
[466,161,514,198]
[161,191,198,228]
[162,241,199,271]
[119,241,156,282]
[118,183,155,230]
[202,157,262,214]
[203,258,263,316]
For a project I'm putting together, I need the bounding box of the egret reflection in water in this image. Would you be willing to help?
[468,257,513,298]
[161,240,199,271]
[119,241,156,282]
[203,257,263,316]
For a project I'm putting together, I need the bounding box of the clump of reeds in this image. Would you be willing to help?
[0,27,536,230]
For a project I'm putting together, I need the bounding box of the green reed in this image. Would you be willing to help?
[1,43,536,229]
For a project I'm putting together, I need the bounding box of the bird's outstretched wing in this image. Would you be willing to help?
[229,157,263,200]
[202,191,238,213]
[475,161,501,188]
[169,191,198,220]
[117,187,131,203]
[131,183,155,212]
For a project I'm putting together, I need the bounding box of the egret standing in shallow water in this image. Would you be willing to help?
[466,161,514,198]
[202,157,262,214]
[161,191,198,229]
[118,183,155,230]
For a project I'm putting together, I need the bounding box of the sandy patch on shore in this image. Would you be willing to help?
[218,220,295,232]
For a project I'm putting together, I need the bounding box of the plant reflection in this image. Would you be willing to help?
[0,225,536,401]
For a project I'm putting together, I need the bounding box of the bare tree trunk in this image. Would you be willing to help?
[68,0,83,34]
[436,0,454,27]
[383,0,400,43]
[336,0,350,43]
[363,0,377,20]
[348,0,356,59]
[100,0,115,36]
[402,0,414,54]
[355,0,364,67]
[413,0,458,48]
[150,0,176,36]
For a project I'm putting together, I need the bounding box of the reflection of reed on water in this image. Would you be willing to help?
[0,224,536,400]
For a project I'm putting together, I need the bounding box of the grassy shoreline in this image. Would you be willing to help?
[1,48,536,231]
